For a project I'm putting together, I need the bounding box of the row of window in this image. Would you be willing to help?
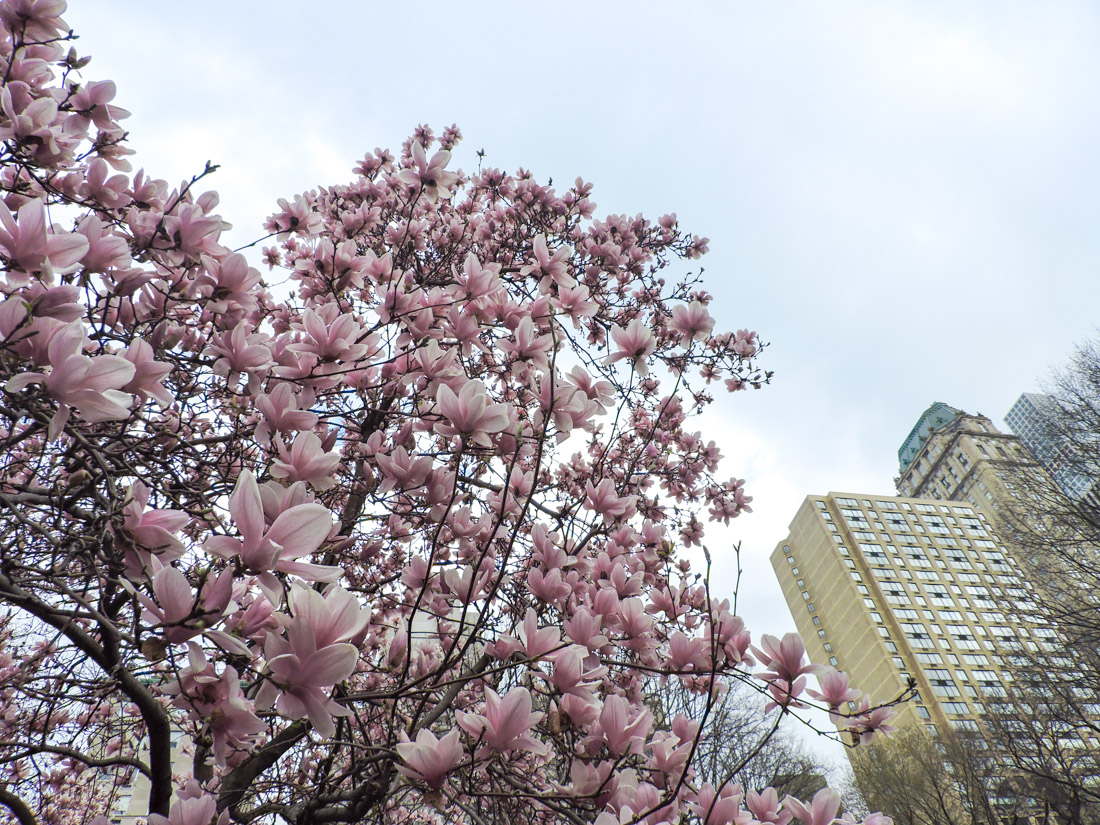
[832,497,976,514]
[783,547,839,669]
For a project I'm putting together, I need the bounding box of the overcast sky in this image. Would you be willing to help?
[65,0,1100,758]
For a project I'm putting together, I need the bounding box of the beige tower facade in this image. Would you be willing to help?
[772,403,1100,820]
[894,403,1037,527]
[771,492,1037,740]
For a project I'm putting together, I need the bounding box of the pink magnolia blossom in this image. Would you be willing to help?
[284,582,371,650]
[807,667,861,710]
[68,79,130,132]
[605,318,657,375]
[122,480,188,561]
[290,306,371,363]
[434,379,511,448]
[545,644,605,698]
[269,431,341,489]
[753,633,827,684]
[846,694,899,745]
[555,282,599,325]
[709,605,753,665]
[454,253,499,301]
[667,631,709,672]
[375,445,433,495]
[456,686,547,756]
[266,195,323,238]
[783,788,842,825]
[204,470,337,584]
[75,215,131,274]
[0,0,70,42]
[164,645,264,764]
[139,564,204,644]
[160,202,225,259]
[670,301,715,344]
[396,727,464,790]
[584,479,639,522]
[519,608,563,660]
[224,594,278,644]
[527,566,573,606]
[520,234,574,290]
[499,315,552,374]
[564,606,610,651]
[257,629,357,738]
[254,382,318,442]
[732,328,758,358]
[592,693,652,756]
[746,788,792,825]
[0,84,73,167]
[397,140,459,203]
[146,781,228,825]
[7,320,134,437]
[209,324,274,384]
[764,677,809,714]
[121,338,173,406]
[689,783,751,825]
[194,252,261,318]
[80,158,130,208]
[24,282,81,322]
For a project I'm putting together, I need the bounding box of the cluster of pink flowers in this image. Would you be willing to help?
[0,3,900,823]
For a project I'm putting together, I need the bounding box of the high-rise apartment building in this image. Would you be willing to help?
[772,403,1100,818]
[1005,392,1095,500]
[771,492,1039,740]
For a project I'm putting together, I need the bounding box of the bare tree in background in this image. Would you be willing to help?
[650,678,833,803]
[984,338,1100,822]
[849,726,1031,825]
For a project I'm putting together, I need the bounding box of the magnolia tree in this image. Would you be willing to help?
[0,3,901,824]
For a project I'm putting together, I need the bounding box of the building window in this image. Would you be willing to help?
[925,669,961,697]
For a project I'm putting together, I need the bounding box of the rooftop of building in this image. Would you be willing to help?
[897,402,964,476]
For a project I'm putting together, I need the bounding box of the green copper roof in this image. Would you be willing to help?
[898,402,963,475]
